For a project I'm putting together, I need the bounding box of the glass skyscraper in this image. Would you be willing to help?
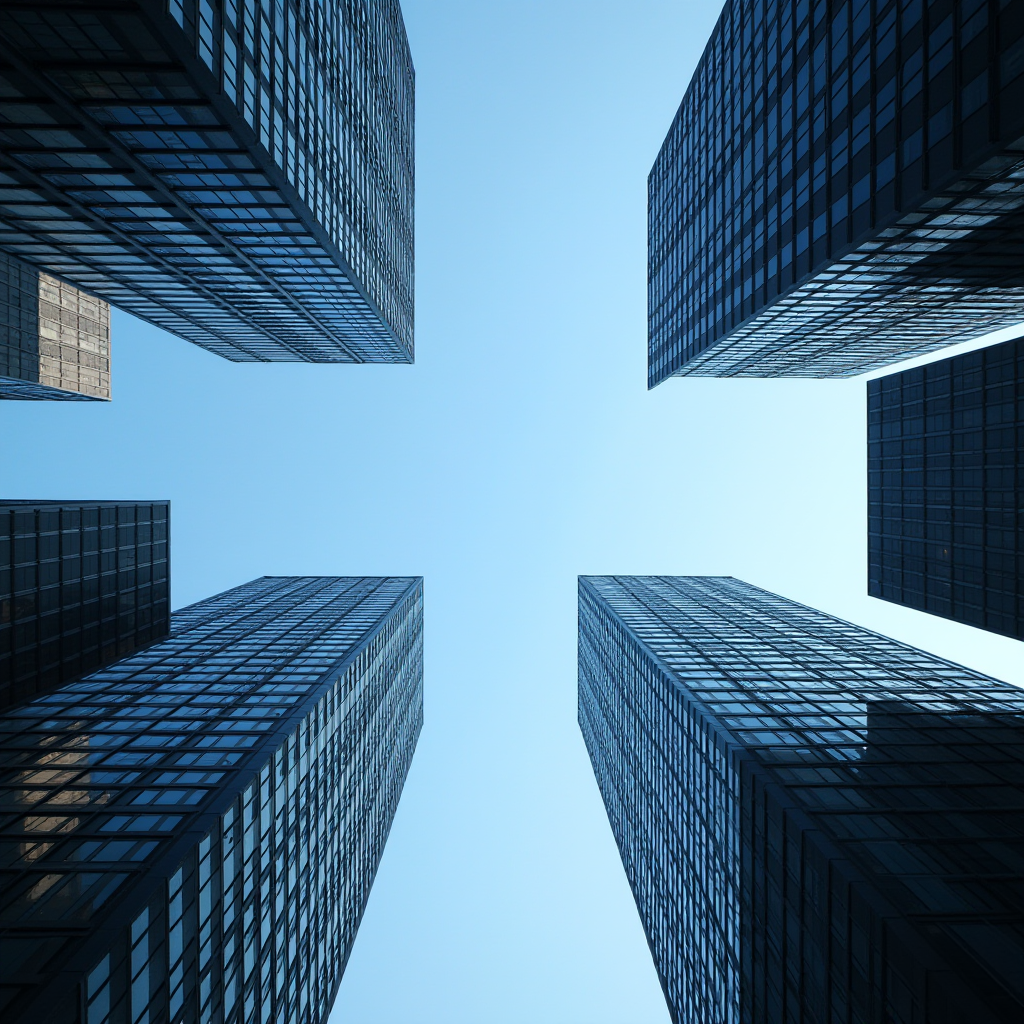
[579,575,1024,1023]
[868,335,1022,641]
[1,501,170,709]
[0,254,111,401]
[649,0,1024,384]
[0,0,414,365]
[0,575,423,1024]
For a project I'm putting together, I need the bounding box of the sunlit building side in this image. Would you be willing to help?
[0,255,111,401]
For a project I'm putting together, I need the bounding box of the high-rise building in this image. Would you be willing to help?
[868,335,1022,640]
[0,575,423,1024]
[0,254,111,401]
[579,575,1024,1024]
[649,0,1024,384]
[0,0,414,365]
[0,501,170,708]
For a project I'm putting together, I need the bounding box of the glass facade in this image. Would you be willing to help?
[868,335,1022,640]
[0,0,414,364]
[0,575,422,1024]
[0,502,170,709]
[649,0,1024,384]
[579,575,1024,1023]
[0,254,110,401]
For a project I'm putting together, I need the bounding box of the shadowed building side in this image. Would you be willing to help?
[649,0,1024,383]
[868,334,1023,640]
[0,575,424,1024]
[0,501,170,708]
[579,575,1024,1023]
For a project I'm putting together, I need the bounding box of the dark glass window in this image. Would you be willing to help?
[649,0,1024,384]
[868,336,1023,640]
[579,575,1024,1022]
[0,575,423,1024]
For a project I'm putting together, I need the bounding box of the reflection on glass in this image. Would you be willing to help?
[579,575,1024,1023]
[0,3,414,366]
[649,0,1024,383]
[0,576,423,1024]
[0,501,171,708]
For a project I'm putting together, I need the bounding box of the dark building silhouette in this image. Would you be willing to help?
[0,575,423,1024]
[0,0,414,365]
[0,501,170,708]
[579,575,1024,1024]
[868,335,1022,640]
[649,0,1024,384]
[0,255,111,401]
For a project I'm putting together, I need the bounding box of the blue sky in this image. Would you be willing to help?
[4,2,1023,1022]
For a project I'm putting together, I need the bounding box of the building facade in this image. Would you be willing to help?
[0,255,111,401]
[868,335,1022,640]
[0,0,414,365]
[649,0,1024,384]
[579,575,1024,1023]
[0,501,170,708]
[0,574,423,1024]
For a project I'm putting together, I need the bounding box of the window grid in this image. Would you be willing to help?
[0,575,423,1024]
[579,575,1024,1023]
[868,334,1023,640]
[0,501,170,708]
[649,0,1024,383]
[0,1,414,365]
[0,251,111,401]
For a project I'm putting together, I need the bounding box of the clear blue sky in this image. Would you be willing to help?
[3,2,1022,1022]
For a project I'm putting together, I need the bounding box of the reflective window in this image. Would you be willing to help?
[0,575,423,1024]
[649,0,1024,383]
[580,575,1024,1022]
[0,1,414,365]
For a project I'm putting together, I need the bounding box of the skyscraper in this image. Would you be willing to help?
[0,575,423,1024]
[868,335,1022,640]
[0,501,170,708]
[0,0,414,365]
[649,0,1024,384]
[579,575,1024,1024]
[0,254,111,401]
